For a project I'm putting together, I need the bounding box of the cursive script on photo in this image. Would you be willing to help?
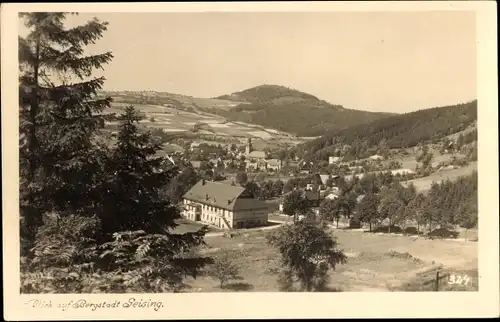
[25,297,165,312]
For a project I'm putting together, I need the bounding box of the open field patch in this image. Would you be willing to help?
[180,225,477,292]
[403,162,477,192]
[202,119,221,124]
[249,131,273,139]
[209,123,230,128]
[103,103,309,149]
[161,128,186,132]
[265,128,280,134]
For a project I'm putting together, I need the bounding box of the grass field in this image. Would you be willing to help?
[384,150,468,171]
[403,161,477,192]
[103,103,302,148]
[179,223,478,292]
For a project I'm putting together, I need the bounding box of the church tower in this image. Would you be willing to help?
[245,138,252,155]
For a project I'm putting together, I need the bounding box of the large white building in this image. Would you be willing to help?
[182,179,269,229]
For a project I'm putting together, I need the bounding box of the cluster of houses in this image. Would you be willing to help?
[181,172,354,230]
[244,138,283,172]
[189,138,283,173]
[179,141,421,230]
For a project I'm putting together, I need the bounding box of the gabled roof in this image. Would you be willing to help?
[266,159,282,166]
[183,180,267,211]
[248,151,267,159]
[319,174,329,185]
[281,188,320,201]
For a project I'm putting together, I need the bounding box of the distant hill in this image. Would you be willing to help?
[215,84,320,103]
[296,100,477,160]
[212,84,394,137]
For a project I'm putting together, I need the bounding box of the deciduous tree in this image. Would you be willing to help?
[266,221,347,291]
[208,252,243,288]
[283,190,310,222]
[235,171,248,185]
[355,193,381,232]
[378,187,405,233]
[319,199,342,228]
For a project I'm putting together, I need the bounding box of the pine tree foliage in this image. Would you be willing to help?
[19,13,113,244]
[19,15,212,294]
[20,213,103,293]
[95,106,213,291]
[99,106,180,233]
[98,229,212,292]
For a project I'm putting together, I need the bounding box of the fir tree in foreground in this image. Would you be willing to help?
[19,12,113,249]
[97,106,211,292]
[99,106,180,233]
[19,14,212,293]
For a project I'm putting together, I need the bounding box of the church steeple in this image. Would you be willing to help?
[245,137,252,155]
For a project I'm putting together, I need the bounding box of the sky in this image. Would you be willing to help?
[20,11,477,113]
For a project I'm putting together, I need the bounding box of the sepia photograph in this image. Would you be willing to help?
[2,1,499,320]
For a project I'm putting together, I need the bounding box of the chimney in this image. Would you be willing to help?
[205,194,209,201]
[202,179,206,185]
[227,199,231,205]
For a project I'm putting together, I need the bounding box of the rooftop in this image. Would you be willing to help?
[248,151,267,159]
[266,159,282,166]
[183,180,267,211]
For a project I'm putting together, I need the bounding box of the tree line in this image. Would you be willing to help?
[295,100,477,161]
[321,172,477,238]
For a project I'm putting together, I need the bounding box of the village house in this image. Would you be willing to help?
[319,174,330,189]
[369,154,384,161]
[324,187,341,200]
[243,138,284,173]
[328,156,342,164]
[189,142,201,151]
[344,173,366,181]
[265,159,282,172]
[278,187,321,213]
[246,159,267,172]
[182,179,269,229]
[297,160,313,174]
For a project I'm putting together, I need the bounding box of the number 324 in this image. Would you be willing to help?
[448,274,470,285]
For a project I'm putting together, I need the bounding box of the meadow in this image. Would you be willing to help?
[180,224,478,292]
[403,161,477,192]
[103,103,304,147]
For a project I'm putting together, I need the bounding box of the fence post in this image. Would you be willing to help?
[435,271,440,292]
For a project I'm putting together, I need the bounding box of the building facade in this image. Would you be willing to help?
[265,159,282,172]
[182,179,269,229]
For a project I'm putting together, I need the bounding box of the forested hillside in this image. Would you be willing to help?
[296,100,477,160]
[213,85,394,137]
[215,84,320,103]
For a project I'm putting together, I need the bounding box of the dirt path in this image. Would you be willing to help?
[205,220,285,238]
